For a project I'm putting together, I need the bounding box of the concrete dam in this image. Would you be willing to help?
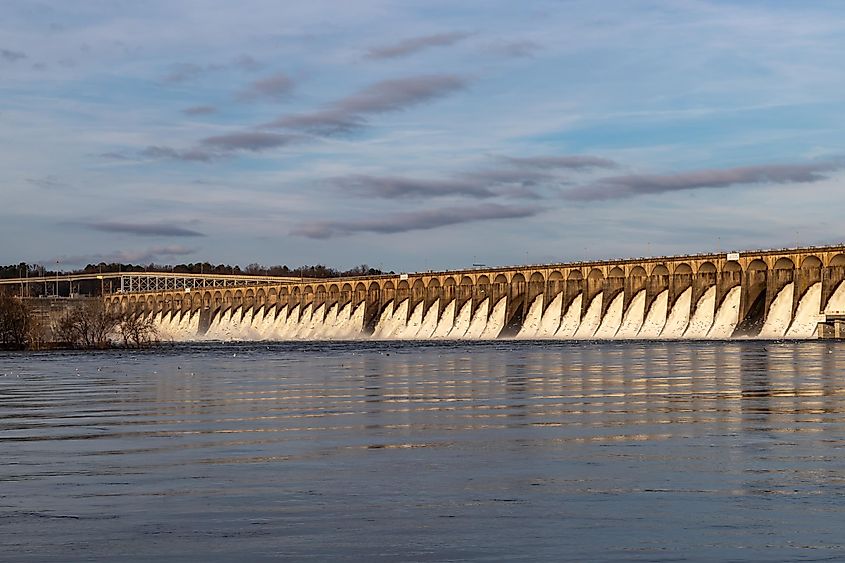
[105,246,845,341]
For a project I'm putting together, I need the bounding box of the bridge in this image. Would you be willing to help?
[0,271,306,297]
[91,244,845,339]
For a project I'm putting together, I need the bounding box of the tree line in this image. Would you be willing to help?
[1,262,389,280]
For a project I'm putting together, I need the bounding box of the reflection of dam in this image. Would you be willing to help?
[106,246,845,341]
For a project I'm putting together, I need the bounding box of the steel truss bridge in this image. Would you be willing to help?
[0,271,307,296]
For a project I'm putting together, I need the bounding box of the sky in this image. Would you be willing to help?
[2,0,845,272]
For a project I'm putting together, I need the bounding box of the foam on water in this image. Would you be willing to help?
[785,283,822,338]
[759,282,794,339]
[661,287,691,338]
[575,294,602,338]
[707,286,741,339]
[537,293,563,338]
[516,295,543,339]
[555,294,582,338]
[615,290,646,338]
[684,286,716,338]
[638,291,668,338]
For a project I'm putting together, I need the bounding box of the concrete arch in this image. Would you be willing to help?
[203,291,212,307]
[587,268,603,280]
[303,285,314,294]
[529,272,545,283]
[328,284,339,294]
[279,287,288,297]
[355,282,366,292]
[427,278,441,288]
[723,261,742,273]
[512,273,526,283]
[651,264,669,276]
[675,263,692,275]
[549,271,563,281]
[748,259,767,271]
[292,287,300,296]
[568,270,584,280]
[398,280,410,290]
[316,284,326,295]
[369,281,381,292]
[801,256,823,269]
[383,281,395,290]
[477,275,490,285]
[829,254,845,267]
[494,274,508,284]
[460,276,473,286]
[698,262,716,273]
[773,257,795,270]
[444,277,456,286]
[608,266,624,278]
[341,283,352,293]
[629,266,647,277]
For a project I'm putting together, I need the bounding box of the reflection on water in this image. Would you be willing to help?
[2,341,845,561]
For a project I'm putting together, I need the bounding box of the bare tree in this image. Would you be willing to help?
[0,294,31,350]
[117,312,159,348]
[54,300,120,349]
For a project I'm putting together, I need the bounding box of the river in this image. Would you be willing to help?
[2,341,845,561]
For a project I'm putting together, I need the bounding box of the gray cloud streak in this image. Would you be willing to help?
[162,54,262,83]
[182,105,217,115]
[365,32,471,59]
[264,74,468,134]
[292,203,539,239]
[55,245,197,267]
[141,145,216,162]
[566,161,845,201]
[1,48,26,62]
[489,40,542,58]
[333,174,496,199]
[200,131,300,151]
[85,221,206,237]
[502,155,618,170]
[237,72,295,101]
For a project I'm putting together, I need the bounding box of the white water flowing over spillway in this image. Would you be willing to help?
[786,283,822,338]
[638,291,668,338]
[684,287,716,338]
[708,286,741,339]
[758,283,794,339]
[150,279,831,342]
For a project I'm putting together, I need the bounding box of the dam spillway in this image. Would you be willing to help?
[107,246,845,341]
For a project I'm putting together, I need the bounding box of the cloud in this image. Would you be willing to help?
[365,31,471,59]
[1,48,26,62]
[141,145,216,162]
[162,62,219,83]
[565,160,845,201]
[199,131,300,152]
[502,155,618,170]
[161,55,262,83]
[55,245,197,267]
[182,105,217,115]
[488,40,542,58]
[292,203,540,238]
[85,221,206,237]
[236,72,296,101]
[333,174,496,199]
[26,175,66,190]
[265,74,468,134]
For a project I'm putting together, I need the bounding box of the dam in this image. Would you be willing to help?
[92,245,845,341]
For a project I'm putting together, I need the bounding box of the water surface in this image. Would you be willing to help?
[2,341,845,561]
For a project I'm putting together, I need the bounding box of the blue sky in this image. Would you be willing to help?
[2,0,844,271]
